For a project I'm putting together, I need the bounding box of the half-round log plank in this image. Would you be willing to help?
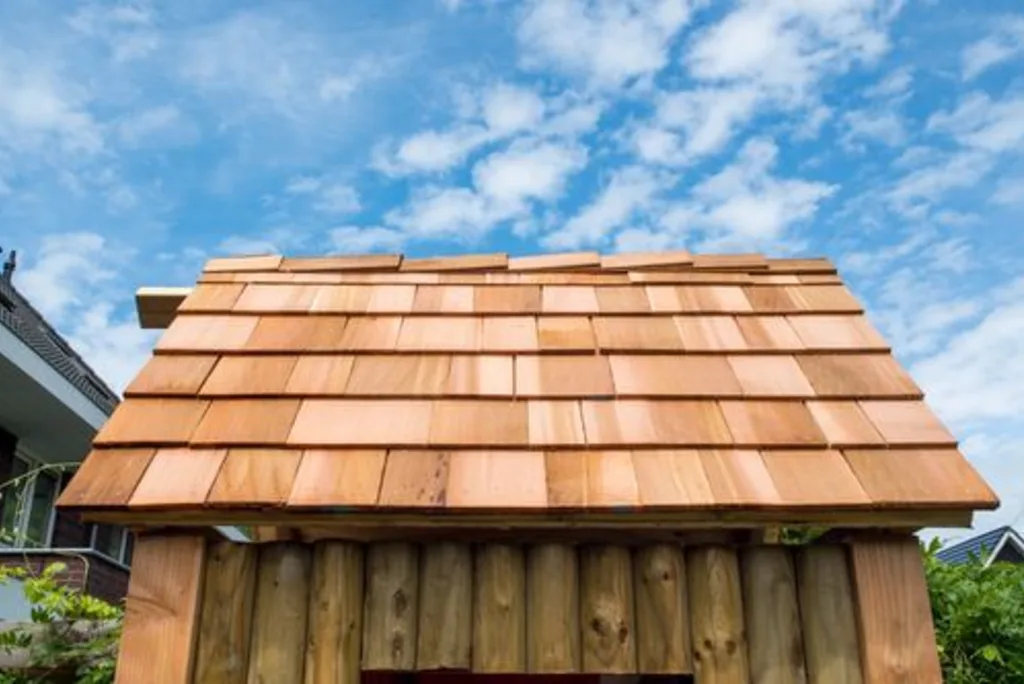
[473,544,526,672]
[306,542,364,684]
[362,542,420,670]
[687,546,750,684]
[634,544,691,674]
[194,542,257,684]
[580,545,637,673]
[794,545,862,684]
[741,546,807,684]
[417,542,473,670]
[526,543,581,673]
[247,543,312,683]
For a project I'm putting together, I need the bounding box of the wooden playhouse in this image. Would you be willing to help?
[57,251,997,683]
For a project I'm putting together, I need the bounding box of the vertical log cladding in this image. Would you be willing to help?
[795,545,863,684]
[194,542,258,684]
[306,542,365,684]
[526,543,581,673]
[634,544,692,674]
[688,546,750,684]
[579,545,637,673]
[247,543,312,683]
[115,535,206,684]
[416,542,473,670]
[473,544,526,672]
[741,546,807,684]
[362,542,420,670]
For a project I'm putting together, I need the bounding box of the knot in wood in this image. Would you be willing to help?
[392,588,409,615]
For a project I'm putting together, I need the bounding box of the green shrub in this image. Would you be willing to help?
[923,537,1024,684]
[0,562,120,684]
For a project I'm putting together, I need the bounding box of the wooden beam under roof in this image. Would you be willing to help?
[136,287,191,329]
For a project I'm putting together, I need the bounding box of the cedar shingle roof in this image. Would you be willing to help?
[57,251,998,525]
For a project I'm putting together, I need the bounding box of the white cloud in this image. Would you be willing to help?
[18,233,115,321]
[887,150,994,214]
[655,86,761,160]
[117,105,196,147]
[992,177,1024,206]
[481,83,545,135]
[387,139,587,239]
[372,83,552,176]
[928,92,1024,152]
[961,17,1024,80]
[672,137,837,249]
[66,2,160,63]
[517,0,698,89]
[841,108,906,149]
[473,140,587,205]
[632,126,687,166]
[685,0,894,102]
[864,67,913,99]
[543,166,665,249]
[285,176,361,214]
[0,52,103,154]
[328,225,407,253]
[913,277,1024,424]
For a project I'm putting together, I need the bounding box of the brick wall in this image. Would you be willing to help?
[0,551,129,605]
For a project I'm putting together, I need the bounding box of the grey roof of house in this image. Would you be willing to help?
[936,525,1022,565]
[0,252,119,416]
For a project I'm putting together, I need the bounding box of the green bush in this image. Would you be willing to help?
[923,537,1024,684]
[0,562,120,684]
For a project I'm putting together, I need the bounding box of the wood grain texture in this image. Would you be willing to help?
[129,448,226,507]
[473,544,526,672]
[306,542,364,684]
[94,398,210,446]
[843,448,997,507]
[199,356,299,396]
[56,449,155,508]
[579,545,636,673]
[378,450,449,507]
[416,542,473,670]
[362,542,420,670]
[526,544,581,673]
[288,450,386,507]
[634,544,692,673]
[190,399,301,446]
[156,315,258,352]
[115,535,205,684]
[247,543,313,684]
[795,545,864,684]
[741,546,807,684]
[208,449,302,505]
[849,538,943,684]
[194,542,258,684]
[124,355,218,396]
[688,546,750,684]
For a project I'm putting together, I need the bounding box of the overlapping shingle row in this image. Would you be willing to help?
[57,251,998,521]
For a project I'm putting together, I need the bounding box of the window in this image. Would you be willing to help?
[90,525,133,566]
[0,453,58,548]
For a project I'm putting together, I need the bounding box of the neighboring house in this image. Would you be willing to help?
[936,525,1024,566]
[0,246,132,617]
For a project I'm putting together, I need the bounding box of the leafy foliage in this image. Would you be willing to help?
[923,537,1024,684]
[0,562,120,684]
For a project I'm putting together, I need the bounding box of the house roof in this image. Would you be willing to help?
[936,525,1023,565]
[56,250,998,528]
[0,250,119,415]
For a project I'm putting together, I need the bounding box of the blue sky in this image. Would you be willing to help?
[1,0,1022,538]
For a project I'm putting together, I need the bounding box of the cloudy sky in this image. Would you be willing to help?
[2,0,1022,538]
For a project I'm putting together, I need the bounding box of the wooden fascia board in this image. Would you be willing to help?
[136,287,191,329]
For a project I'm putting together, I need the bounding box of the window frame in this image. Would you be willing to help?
[0,447,59,548]
[88,524,133,566]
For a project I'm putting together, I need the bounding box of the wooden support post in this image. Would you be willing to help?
[580,545,637,673]
[849,538,942,683]
[363,542,419,670]
[526,543,581,673]
[741,546,807,684]
[247,543,313,683]
[634,543,691,674]
[473,544,526,672]
[115,534,206,684]
[688,546,750,684]
[194,541,258,684]
[306,542,365,684]
[795,545,863,684]
[416,542,473,670]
